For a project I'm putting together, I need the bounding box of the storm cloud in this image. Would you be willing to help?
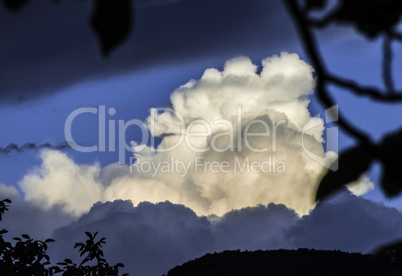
[42,191,402,276]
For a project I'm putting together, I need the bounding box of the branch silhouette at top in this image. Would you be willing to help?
[285,0,402,201]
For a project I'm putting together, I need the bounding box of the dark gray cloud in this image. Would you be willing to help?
[47,192,402,276]
[213,203,298,250]
[0,0,297,104]
[286,190,402,253]
[50,201,298,276]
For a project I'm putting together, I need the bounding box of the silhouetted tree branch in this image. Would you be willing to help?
[286,0,402,263]
[382,32,395,95]
[285,0,373,145]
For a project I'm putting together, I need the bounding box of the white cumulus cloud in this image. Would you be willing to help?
[20,53,341,217]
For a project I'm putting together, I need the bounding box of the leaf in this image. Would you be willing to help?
[85,232,93,239]
[334,0,402,38]
[316,145,374,201]
[45,238,55,243]
[51,266,64,273]
[81,256,89,265]
[90,0,133,57]
[64,258,73,264]
[21,234,30,239]
[2,199,11,204]
[0,228,8,235]
[378,128,402,197]
[380,168,402,197]
[304,0,327,10]
[3,0,30,12]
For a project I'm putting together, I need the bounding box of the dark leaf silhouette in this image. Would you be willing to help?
[378,129,402,196]
[2,0,30,12]
[0,199,11,221]
[381,169,401,197]
[90,0,133,57]
[2,0,134,57]
[85,231,93,239]
[335,0,402,38]
[316,145,375,201]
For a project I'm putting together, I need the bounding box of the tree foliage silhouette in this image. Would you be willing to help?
[285,0,402,258]
[0,199,129,276]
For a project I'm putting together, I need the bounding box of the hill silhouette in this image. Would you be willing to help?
[165,249,401,276]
